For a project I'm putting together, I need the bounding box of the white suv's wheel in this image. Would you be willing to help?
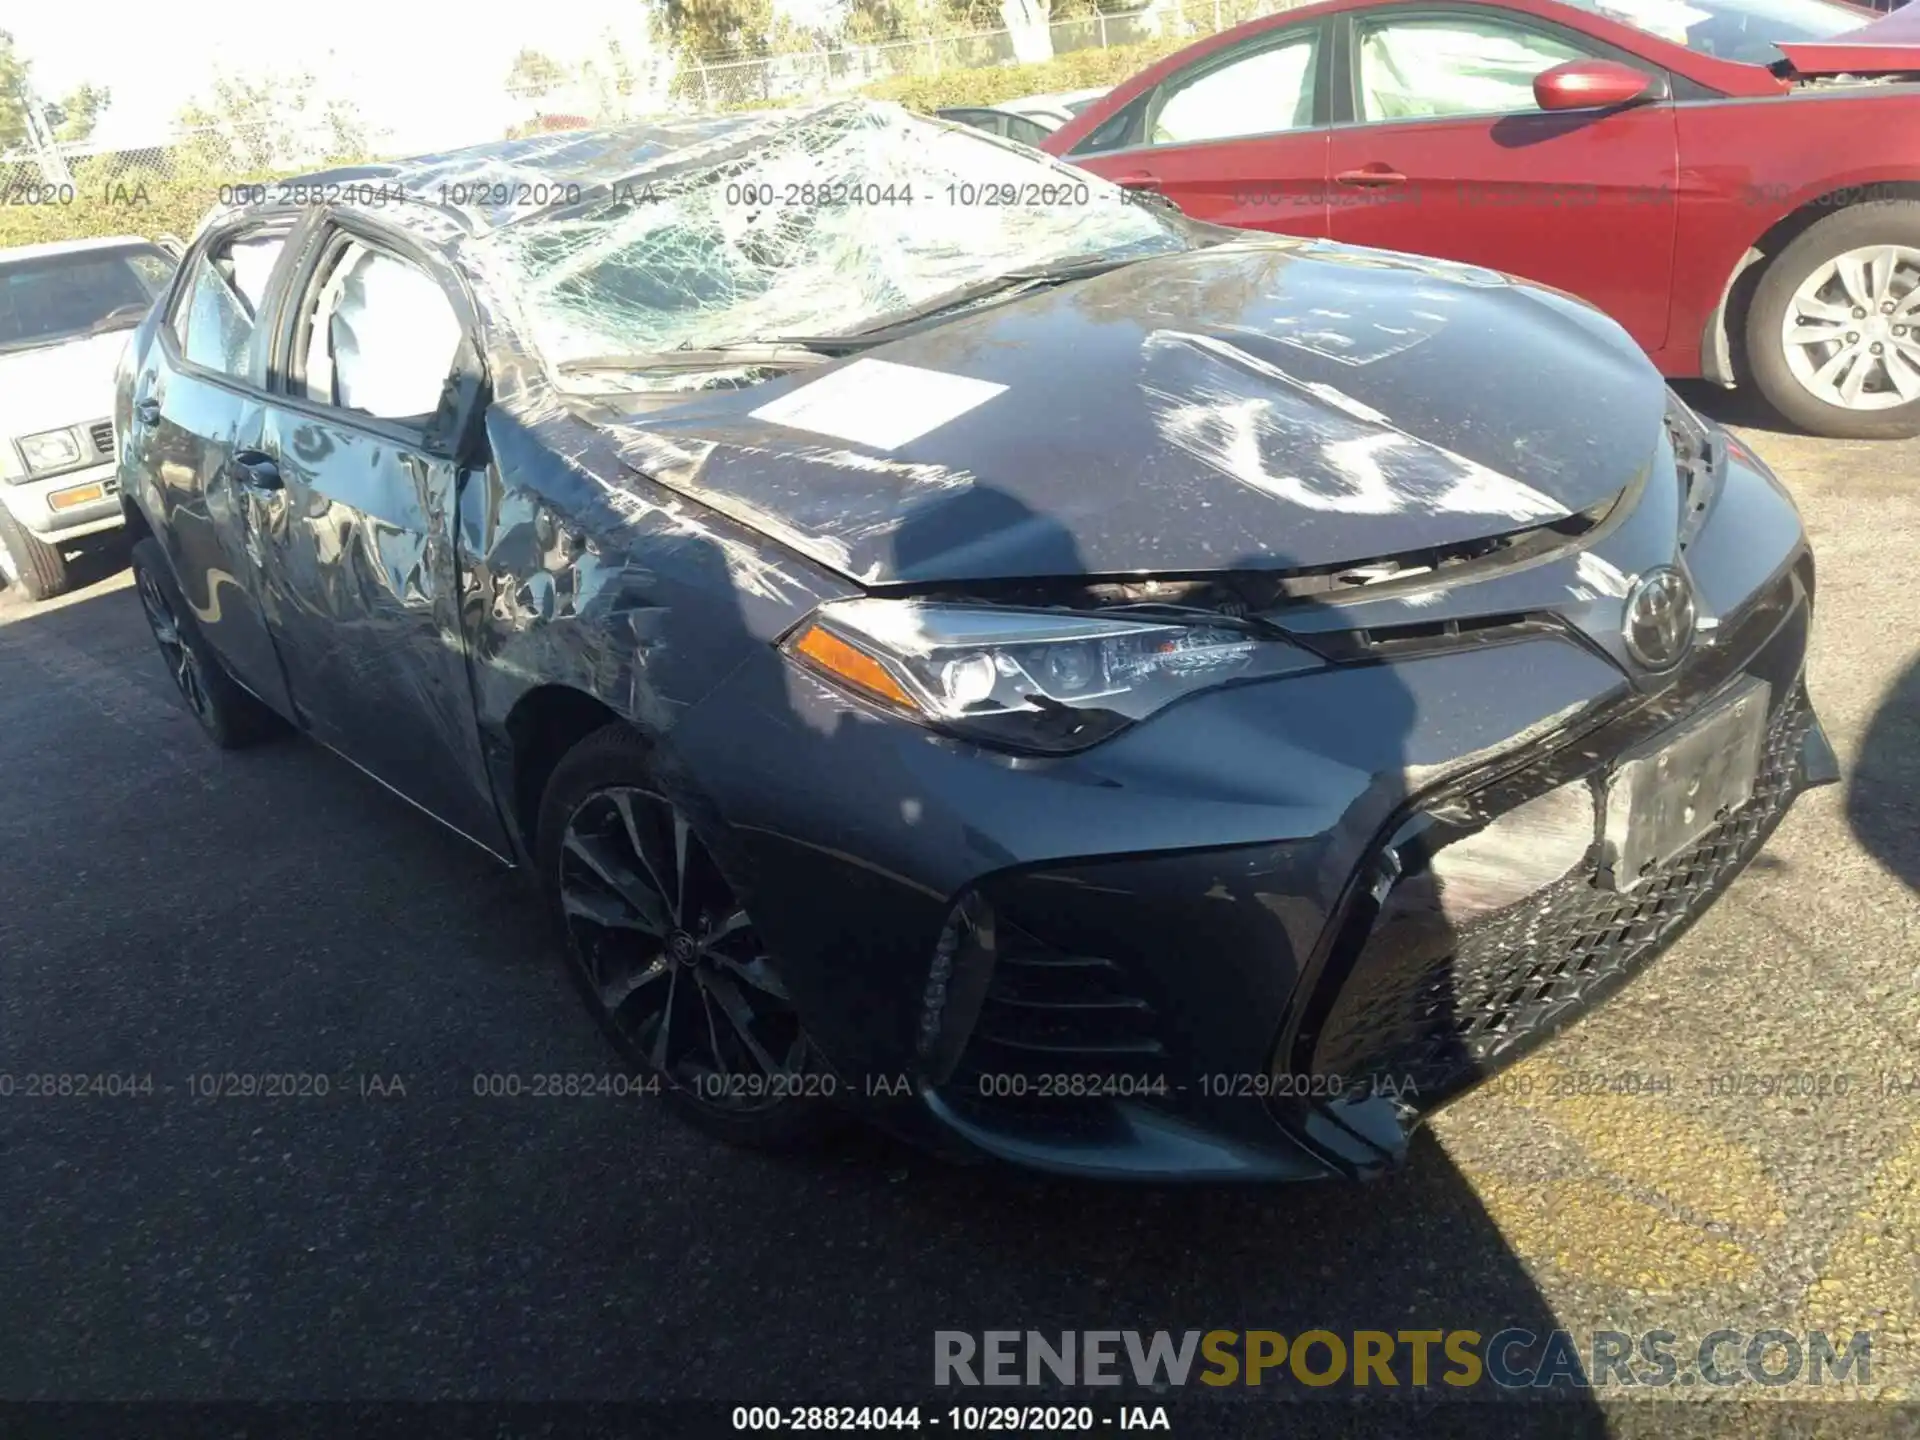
[0,503,71,601]
[1747,202,1920,440]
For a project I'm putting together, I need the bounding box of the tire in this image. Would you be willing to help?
[129,538,288,749]
[1746,201,1920,440]
[534,722,840,1152]
[0,503,71,601]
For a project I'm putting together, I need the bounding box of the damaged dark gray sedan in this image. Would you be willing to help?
[116,101,1837,1179]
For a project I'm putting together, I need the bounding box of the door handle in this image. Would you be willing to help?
[133,397,161,425]
[229,451,283,493]
[1335,166,1408,187]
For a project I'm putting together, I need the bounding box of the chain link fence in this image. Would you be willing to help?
[677,0,1286,107]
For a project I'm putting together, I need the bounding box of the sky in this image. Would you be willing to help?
[10,0,661,154]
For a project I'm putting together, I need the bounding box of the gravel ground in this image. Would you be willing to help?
[0,385,1913,1436]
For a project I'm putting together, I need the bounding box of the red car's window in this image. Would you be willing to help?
[1355,15,1588,121]
[1151,35,1321,142]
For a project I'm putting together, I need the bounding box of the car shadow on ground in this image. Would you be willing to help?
[1848,653,1920,895]
[0,509,1603,1429]
[1668,379,1781,435]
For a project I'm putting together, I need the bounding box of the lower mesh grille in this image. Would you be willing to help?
[947,920,1165,1102]
[1307,680,1813,1109]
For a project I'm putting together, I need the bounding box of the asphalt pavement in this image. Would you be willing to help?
[0,385,1915,1435]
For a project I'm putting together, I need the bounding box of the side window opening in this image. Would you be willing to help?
[173,230,288,379]
[1145,35,1320,147]
[1355,17,1588,122]
[299,241,463,424]
[1003,114,1054,147]
[1070,93,1152,156]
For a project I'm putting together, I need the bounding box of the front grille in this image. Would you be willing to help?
[88,421,114,457]
[1305,680,1813,1111]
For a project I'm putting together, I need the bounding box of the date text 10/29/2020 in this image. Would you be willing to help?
[731,1407,1172,1432]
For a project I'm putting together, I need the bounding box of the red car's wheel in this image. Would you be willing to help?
[1746,201,1920,441]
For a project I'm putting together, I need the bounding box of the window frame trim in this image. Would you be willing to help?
[263,208,490,463]
[157,212,307,394]
[1072,17,1336,159]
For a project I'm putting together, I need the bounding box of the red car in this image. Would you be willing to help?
[1045,0,1920,438]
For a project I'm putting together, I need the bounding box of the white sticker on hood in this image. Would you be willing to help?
[749,358,1007,452]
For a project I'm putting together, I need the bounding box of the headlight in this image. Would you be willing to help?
[783,598,1317,753]
[16,428,84,474]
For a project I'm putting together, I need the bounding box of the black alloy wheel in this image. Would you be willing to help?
[128,537,287,749]
[539,724,836,1149]
[136,560,213,725]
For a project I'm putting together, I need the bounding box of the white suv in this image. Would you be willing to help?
[0,235,178,600]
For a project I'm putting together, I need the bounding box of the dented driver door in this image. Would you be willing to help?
[243,221,512,856]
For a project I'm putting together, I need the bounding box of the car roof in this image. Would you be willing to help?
[1005,88,1107,110]
[0,235,160,262]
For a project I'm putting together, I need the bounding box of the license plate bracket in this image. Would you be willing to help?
[1600,676,1771,892]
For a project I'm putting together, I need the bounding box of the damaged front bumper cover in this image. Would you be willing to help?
[675,546,1834,1181]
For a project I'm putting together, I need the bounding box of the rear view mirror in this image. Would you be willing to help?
[1534,59,1660,110]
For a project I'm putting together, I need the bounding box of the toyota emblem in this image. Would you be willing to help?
[1622,566,1696,671]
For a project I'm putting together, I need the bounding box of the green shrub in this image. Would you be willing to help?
[0,181,223,250]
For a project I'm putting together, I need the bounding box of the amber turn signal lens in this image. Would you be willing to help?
[792,623,918,710]
[48,482,107,512]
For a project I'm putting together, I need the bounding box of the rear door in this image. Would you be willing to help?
[124,220,300,716]
[243,216,509,853]
[1324,4,1679,349]
[1062,18,1334,236]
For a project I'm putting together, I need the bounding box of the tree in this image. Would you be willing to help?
[45,83,109,144]
[506,48,569,98]
[656,0,779,61]
[175,69,378,177]
[0,31,33,151]
[2,32,114,152]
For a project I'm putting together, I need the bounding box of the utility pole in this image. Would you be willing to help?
[22,92,74,187]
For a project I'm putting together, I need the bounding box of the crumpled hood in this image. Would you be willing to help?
[602,238,1667,586]
[1776,1,1920,75]
[0,329,130,441]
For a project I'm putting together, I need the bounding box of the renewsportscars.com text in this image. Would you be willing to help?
[934,1329,1871,1390]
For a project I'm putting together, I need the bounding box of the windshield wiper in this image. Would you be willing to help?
[560,252,1161,375]
[558,341,837,376]
[779,251,1163,355]
[85,304,151,336]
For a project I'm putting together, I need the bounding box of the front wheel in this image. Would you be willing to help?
[535,722,840,1151]
[0,504,71,601]
[1746,202,1920,440]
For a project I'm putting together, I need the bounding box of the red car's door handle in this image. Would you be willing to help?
[1112,171,1161,190]
[1335,167,1408,187]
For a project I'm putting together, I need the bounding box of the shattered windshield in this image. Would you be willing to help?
[474,101,1193,393]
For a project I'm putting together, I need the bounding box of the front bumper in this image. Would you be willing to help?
[2,460,124,543]
[672,453,1832,1181]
